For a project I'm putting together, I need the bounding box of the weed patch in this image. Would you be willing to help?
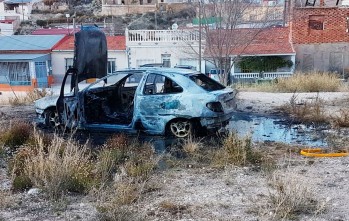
[0,121,32,150]
[331,108,349,128]
[258,170,325,220]
[22,133,93,199]
[236,71,343,92]
[280,94,327,124]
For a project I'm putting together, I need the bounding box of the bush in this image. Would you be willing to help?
[0,121,32,150]
[23,134,93,199]
[36,19,47,27]
[214,133,257,166]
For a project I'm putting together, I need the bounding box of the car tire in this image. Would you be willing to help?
[169,119,193,138]
[44,109,59,128]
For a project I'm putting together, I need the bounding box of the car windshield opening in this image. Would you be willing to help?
[189,74,225,91]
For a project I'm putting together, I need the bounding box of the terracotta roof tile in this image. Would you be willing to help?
[205,27,295,56]
[53,35,126,51]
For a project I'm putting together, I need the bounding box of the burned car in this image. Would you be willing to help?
[35,68,236,137]
[34,27,236,138]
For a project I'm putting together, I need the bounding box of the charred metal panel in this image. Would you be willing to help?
[74,27,108,83]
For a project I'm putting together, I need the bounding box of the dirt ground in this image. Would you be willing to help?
[1,92,349,221]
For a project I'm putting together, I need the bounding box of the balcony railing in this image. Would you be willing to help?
[232,72,293,79]
[127,29,200,43]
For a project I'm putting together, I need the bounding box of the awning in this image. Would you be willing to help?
[0,54,48,62]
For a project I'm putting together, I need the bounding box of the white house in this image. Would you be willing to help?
[0,0,35,21]
[126,28,204,72]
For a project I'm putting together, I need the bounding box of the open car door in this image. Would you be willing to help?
[56,26,108,129]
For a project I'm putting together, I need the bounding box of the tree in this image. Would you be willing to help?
[185,1,283,85]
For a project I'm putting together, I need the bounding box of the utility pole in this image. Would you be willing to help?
[198,1,202,73]
[21,0,24,21]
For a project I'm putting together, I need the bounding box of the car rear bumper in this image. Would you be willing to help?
[200,112,234,129]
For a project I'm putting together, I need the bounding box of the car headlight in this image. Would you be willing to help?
[206,102,223,113]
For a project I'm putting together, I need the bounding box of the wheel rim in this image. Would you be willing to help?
[46,111,59,128]
[170,120,192,138]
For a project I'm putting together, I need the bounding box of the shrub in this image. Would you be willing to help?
[9,147,35,191]
[36,19,47,27]
[0,121,32,150]
[23,134,93,199]
[213,133,257,166]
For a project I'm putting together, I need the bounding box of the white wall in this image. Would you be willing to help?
[51,50,128,85]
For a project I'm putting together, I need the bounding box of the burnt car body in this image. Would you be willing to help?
[35,68,236,137]
[34,27,236,138]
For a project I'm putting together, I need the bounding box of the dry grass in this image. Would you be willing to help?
[0,190,16,209]
[236,71,343,93]
[182,136,203,155]
[275,71,341,92]
[213,133,260,167]
[22,132,93,199]
[159,200,189,216]
[8,89,52,106]
[262,170,325,220]
[280,93,327,124]
[331,108,349,128]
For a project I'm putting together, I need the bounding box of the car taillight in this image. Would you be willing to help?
[206,102,223,112]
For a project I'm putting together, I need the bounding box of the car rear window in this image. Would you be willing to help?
[189,74,225,91]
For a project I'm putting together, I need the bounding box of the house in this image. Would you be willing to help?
[0,0,34,21]
[51,35,127,84]
[0,16,19,35]
[125,28,203,71]
[204,27,295,80]
[0,35,65,91]
[290,0,349,76]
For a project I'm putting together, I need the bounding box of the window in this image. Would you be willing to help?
[144,74,183,95]
[108,59,116,74]
[189,74,225,91]
[161,54,171,67]
[309,15,324,30]
[65,58,73,71]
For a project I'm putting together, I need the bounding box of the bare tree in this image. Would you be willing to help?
[185,1,283,85]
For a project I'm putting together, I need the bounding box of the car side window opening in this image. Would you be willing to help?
[189,74,225,91]
[144,73,183,95]
[84,73,141,125]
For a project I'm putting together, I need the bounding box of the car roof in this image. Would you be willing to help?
[114,67,199,76]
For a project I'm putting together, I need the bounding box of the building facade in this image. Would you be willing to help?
[51,35,128,84]
[0,35,65,91]
[291,0,349,76]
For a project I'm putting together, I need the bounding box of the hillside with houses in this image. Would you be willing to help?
[1,0,348,90]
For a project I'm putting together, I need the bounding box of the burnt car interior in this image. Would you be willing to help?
[144,74,183,95]
[83,73,141,125]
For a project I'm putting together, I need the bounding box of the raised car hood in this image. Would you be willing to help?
[73,27,108,82]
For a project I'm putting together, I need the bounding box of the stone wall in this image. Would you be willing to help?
[101,4,156,15]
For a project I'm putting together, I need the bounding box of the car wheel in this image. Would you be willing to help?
[44,109,59,128]
[169,119,193,138]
